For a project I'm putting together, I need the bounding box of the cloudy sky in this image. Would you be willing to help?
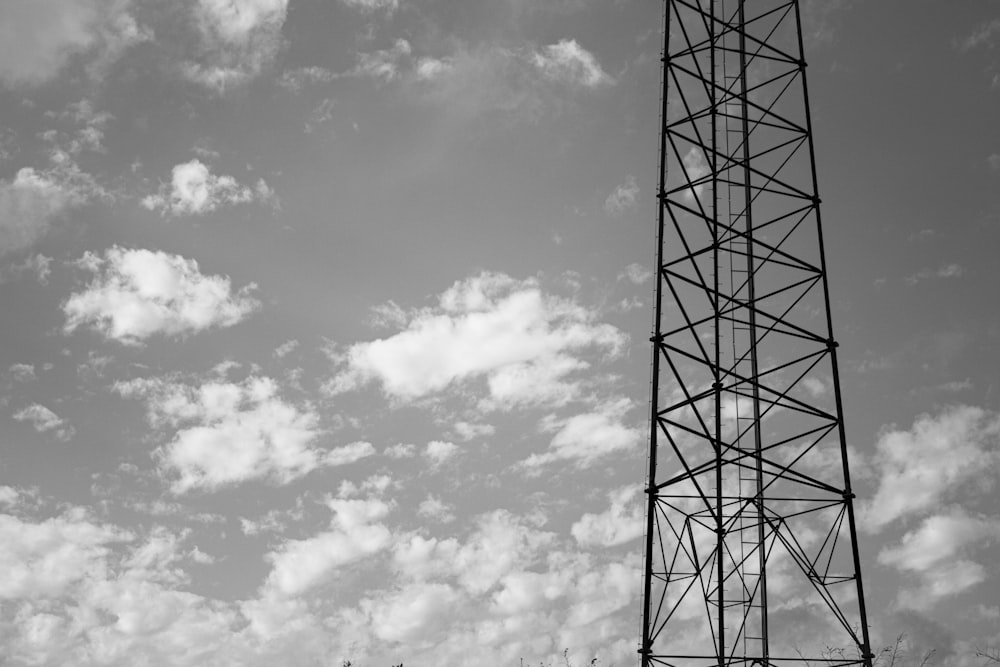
[0,0,998,665]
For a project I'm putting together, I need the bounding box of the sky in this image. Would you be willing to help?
[0,0,998,665]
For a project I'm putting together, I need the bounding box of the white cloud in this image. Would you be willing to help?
[960,19,1000,52]
[383,443,416,458]
[681,146,709,202]
[142,159,274,216]
[0,166,91,257]
[338,474,393,499]
[277,66,336,92]
[273,339,299,358]
[115,375,368,492]
[185,0,289,91]
[531,39,613,88]
[415,57,453,81]
[12,403,75,441]
[365,582,461,644]
[328,272,625,407]
[452,420,495,441]
[425,440,459,466]
[0,253,54,284]
[64,246,260,344]
[571,486,644,548]
[8,363,36,382]
[524,398,641,468]
[44,99,117,155]
[862,406,1000,532]
[305,98,336,134]
[802,376,828,397]
[357,39,614,121]
[604,175,639,216]
[450,511,555,594]
[0,0,147,87]
[263,497,392,597]
[352,39,412,82]
[325,440,376,466]
[381,510,639,665]
[619,262,652,285]
[339,0,399,14]
[904,263,964,286]
[0,510,129,600]
[417,495,456,523]
[878,510,1000,609]
[0,513,240,663]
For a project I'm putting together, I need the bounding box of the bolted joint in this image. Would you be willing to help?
[827,339,839,350]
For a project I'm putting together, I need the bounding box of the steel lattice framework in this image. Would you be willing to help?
[640,2,874,666]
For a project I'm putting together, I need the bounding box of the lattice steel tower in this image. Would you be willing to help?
[640,2,874,666]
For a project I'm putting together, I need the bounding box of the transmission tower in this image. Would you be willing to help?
[640,2,874,666]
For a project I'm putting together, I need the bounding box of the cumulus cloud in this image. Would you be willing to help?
[604,175,639,215]
[327,272,625,407]
[0,510,242,663]
[0,0,148,87]
[862,405,1000,532]
[0,510,128,600]
[531,39,613,88]
[378,511,640,664]
[0,163,101,257]
[392,510,555,594]
[263,497,392,597]
[0,495,643,665]
[571,486,644,548]
[524,398,641,468]
[12,404,75,441]
[184,0,290,91]
[64,246,260,344]
[142,159,275,216]
[878,510,1000,609]
[424,440,459,466]
[115,375,370,492]
[365,582,461,644]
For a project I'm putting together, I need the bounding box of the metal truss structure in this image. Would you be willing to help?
[640,2,874,666]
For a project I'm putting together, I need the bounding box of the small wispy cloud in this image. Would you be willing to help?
[604,175,639,216]
[904,263,964,286]
[959,19,1000,52]
[13,404,74,441]
[142,159,275,216]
